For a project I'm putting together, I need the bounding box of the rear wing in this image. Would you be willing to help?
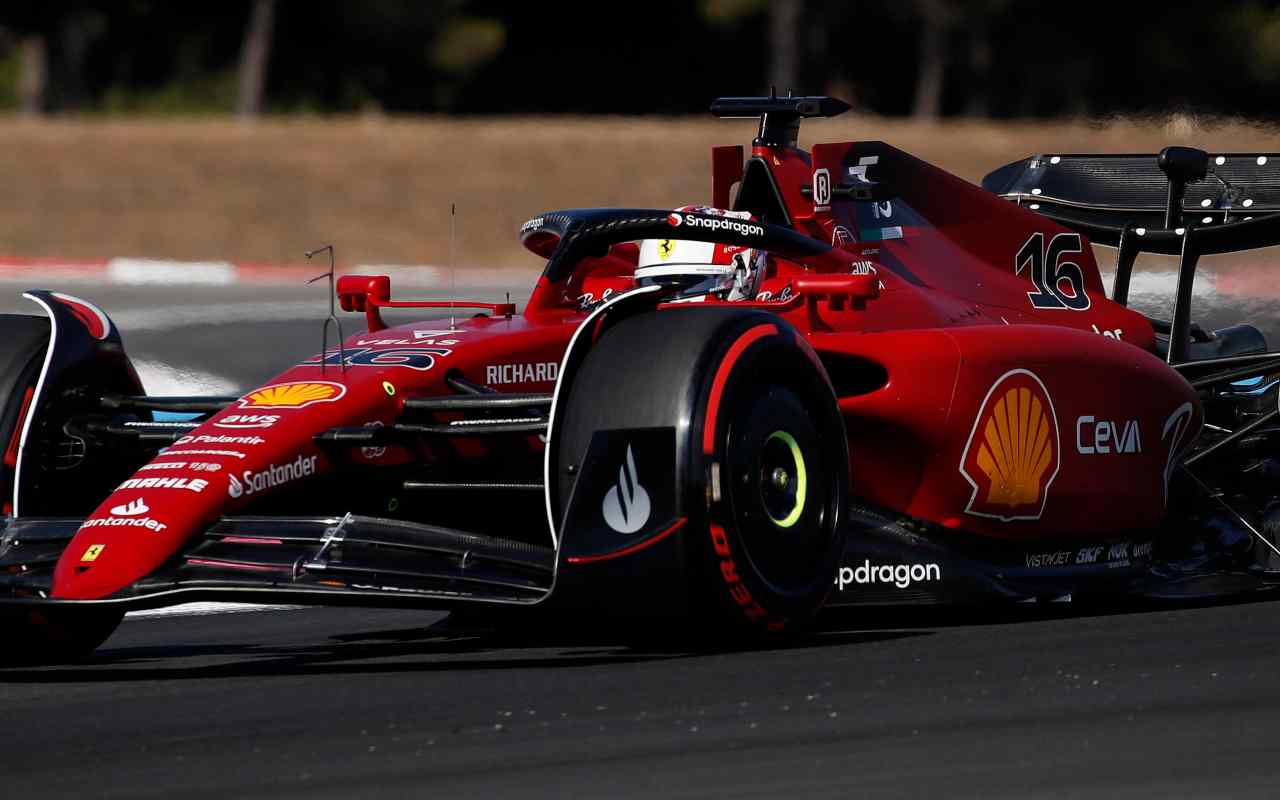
[984,148,1280,245]
[984,147,1280,363]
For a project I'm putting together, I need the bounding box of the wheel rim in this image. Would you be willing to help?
[723,385,834,595]
[761,430,807,528]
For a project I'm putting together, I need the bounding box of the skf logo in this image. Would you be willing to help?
[601,445,650,534]
[959,369,1060,521]
[1076,416,1141,454]
[658,239,675,260]
[81,544,106,562]
[240,381,345,409]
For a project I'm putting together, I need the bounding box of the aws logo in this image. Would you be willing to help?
[959,369,1060,522]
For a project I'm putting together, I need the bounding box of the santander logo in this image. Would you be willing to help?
[110,498,149,516]
[601,445,651,534]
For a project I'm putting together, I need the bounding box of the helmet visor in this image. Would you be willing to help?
[634,264,733,300]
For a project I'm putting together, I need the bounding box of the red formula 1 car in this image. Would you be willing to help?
[3,95,1280,660]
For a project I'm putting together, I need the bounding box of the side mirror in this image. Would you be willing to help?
[336,273,516,333]
[336,274,392,332]
[336,274,391,312]
[793,272,879,311]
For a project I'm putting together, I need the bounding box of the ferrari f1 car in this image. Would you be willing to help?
[4,95,1280,661]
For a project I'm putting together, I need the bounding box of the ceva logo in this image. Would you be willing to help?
[602,445,651,534]
[110,498,149,516]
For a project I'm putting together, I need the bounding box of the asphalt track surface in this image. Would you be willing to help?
[4,279,1280,798]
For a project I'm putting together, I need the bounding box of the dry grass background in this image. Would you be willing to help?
[2,114,1279,273]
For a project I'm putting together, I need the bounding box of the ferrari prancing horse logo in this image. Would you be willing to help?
[959,369,1060,522]
[657,239,674,260]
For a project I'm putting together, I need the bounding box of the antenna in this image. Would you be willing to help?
[305,244,345,376]
[449,202,457,330]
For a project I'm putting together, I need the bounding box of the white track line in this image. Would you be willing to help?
[128,602,301,620]
[132,359,240,396]
[107,258,238,285]
[109,300,330,332]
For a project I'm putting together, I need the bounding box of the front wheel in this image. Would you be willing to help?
[693,321,847,634]
[554,308,848,637]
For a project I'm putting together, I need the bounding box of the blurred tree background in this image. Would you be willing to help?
[2,0,1280,119]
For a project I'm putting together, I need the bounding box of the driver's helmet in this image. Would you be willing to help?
[635,205,767,302]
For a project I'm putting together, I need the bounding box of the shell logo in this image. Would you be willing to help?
[240,381,346,409]
[959,369,1060,522]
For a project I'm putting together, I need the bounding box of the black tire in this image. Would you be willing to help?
[0,316,123,664]
[0,315,51,506]
[554,307,847,636]
[693,317,848,634]
[0,606,123,665]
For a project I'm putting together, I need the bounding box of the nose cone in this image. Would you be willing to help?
[52,374,395,600]
[53,481,217,599]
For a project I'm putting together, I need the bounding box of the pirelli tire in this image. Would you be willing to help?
[0,314,51,509]
[555,306,847,636]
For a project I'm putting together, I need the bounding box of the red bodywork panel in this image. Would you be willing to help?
[51,135,1202,599]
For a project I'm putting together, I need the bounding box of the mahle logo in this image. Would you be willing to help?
[601,445,651,534]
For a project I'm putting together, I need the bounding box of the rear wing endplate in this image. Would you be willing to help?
[985,147,1280,363]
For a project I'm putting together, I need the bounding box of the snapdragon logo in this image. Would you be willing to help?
[836,560,942,590]
[667,213,764,237]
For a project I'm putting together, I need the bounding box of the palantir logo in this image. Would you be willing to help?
[110,498,149,516]
[602,445,651,534]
